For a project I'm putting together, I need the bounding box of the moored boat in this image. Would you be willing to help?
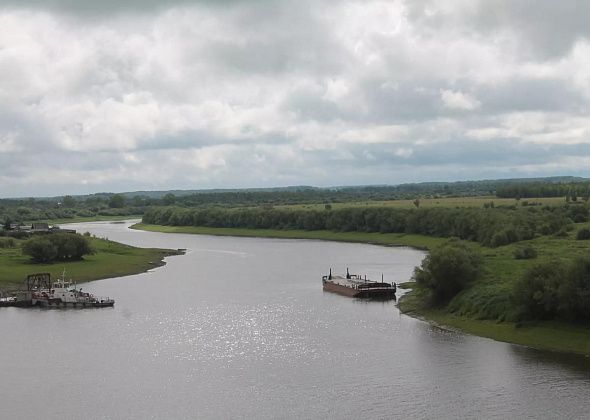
[29,271,114,308]
[322,268,396,299]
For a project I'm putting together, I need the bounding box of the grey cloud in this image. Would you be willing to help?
[361,80,441,123]
[0,0,271,15]
[406,0,590,59]
[310,136,590,170]
[284,87,347,122]
[478,78,587,114]
[2,1,590,197]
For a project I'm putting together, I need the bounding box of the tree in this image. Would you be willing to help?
[163,193,176,205]
[514,261,562,320]
[109,194,126,208]
[577,228,590,240]
[62,195,76,207]
[22,237,58,263]
[414,239,483,305]
[22,233,94,263]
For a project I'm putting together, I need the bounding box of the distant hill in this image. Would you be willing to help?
[4,176,589,202]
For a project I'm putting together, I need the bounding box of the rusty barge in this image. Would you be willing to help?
[322,268,396,299]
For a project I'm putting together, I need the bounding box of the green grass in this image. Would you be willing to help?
[28,215,142,225]
[0,236,178,291]
[398,285,590,355]
[131,223,447,250]
[276,196,566,211]
[397,223,590,355]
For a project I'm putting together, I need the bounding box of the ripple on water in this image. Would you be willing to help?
[131,302,329,366]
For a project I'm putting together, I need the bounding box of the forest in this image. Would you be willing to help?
[142,204,581,247]
[1,176,586,225]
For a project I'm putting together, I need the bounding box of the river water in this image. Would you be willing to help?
[1,221,590,419]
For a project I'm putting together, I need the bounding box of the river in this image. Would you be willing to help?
[1,221,590,419]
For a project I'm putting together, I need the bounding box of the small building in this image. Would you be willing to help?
[30,223,50,233]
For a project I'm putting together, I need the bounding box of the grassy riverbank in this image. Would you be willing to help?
[0,236,178,291]
[133,222,590,355]
[31,215,142,225]
[130,223,448,249]
[398,284,590,355]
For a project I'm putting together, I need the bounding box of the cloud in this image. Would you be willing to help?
[0,1,590,197]
[440,90,481,111]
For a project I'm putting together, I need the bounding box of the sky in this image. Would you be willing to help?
[1,0,590,197]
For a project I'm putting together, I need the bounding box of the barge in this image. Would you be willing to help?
[322,268,396,299]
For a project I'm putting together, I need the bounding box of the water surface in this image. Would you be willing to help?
[1,221,589,419]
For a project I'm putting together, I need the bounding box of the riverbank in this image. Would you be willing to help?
[0,235,180,291]
[130,223,448,249]
[132,222,590,355]
[398,283,590,355]
[32,214,143,225]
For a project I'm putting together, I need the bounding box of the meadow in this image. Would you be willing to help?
[0,235,177,291]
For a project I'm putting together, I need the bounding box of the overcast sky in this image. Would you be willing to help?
[1,0,589,197]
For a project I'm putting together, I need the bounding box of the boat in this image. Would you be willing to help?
[0,295,18,307]
[30,271,115,308]
[322,268,396,299]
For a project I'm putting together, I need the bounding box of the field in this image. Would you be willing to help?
[0,236,177,291]
[276,196,566,211]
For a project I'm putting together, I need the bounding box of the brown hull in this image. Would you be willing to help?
[323,281,361,297]
[323,281,396,298]
[35,299,115,308]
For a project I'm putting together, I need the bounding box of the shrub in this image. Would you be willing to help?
[513,261,562,320]
[553,228,569,238]
[576,228,590,240]
[514,257,590,321]
[22,233,94,263]
[513,245,538,260]
[414,239,483,305]
[22,237,58,263]
[0,237,16,248]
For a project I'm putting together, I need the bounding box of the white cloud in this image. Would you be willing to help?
[440,90,481,111]
[0,1,590,196]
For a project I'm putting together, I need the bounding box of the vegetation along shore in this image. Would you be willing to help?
[4,178,590,354]
[133,196,590,356]
[0,230,180,291]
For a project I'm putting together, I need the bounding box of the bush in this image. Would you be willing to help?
[22,237,58,263]
[553,228,569,238]
[514,257,590,321]
[0,237,16,248]
[22,233,94,263]
[576,228,590,240]
[513,261,562,320]
[414,239,483,305]
[513,245,538,260]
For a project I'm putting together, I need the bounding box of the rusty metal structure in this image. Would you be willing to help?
[25,273,51,291]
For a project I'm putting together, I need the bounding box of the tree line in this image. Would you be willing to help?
[496,182,590,199]
[143,205,580,247]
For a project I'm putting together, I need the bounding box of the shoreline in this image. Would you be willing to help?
[0,231,182,291]
[132,222,590,356]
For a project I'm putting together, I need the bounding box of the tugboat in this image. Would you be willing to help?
[322,268,396,299]
[30,271,115,308]
[0,294,18,307]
